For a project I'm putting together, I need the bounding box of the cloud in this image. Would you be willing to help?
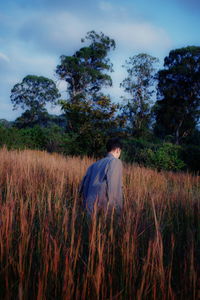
[18,11,90,55]
[0,44,60,120]
[99,1,114,12]
[1,1,172,58]
[0,42,57,83]
[0,52,10,72]
[0,52,13,84]
[100,21,171,55]
[16,9,171,58]
[1,0,98,12]
[0,52,10,63]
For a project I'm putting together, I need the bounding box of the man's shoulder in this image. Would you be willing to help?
[89,156,112,171]
[94,156,110,167]
[110,157,122,164]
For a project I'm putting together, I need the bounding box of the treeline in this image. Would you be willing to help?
[1,31,200,172]
[1,124,200,172]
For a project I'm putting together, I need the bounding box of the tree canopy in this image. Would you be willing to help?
[56,31,123,155]
[56,30,116,104]
[10,75,61,128]
[120,53,159,137]
[154,46,200,144]
[11,75,60,111]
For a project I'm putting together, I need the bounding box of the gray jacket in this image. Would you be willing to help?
[80,153,123,214]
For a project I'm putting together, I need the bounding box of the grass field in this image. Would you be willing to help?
[0,147,199,299]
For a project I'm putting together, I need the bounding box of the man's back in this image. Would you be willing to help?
[80,153,123,215]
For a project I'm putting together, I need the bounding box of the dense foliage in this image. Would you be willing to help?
[10,75,61,128]
[0,124,199,172]
[56,31,115,102]
[154,46,200,144]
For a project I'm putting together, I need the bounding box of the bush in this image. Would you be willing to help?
[18,126,47,149]
[0,125,22,149]
[147,143,186,171]
[122,139,186,171]
[0,125,47,150]
[42,125,65,153]
[122,138,157,163]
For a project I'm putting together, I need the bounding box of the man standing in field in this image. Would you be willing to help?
[80,138,123,215]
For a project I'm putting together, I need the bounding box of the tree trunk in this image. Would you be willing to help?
[175,120,183,145]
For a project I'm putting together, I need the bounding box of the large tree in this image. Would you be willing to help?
[56,30,115,104]
[11,75,61,127]
[56,31,124,155]
[154,46,200,144]
[120,53,159,137]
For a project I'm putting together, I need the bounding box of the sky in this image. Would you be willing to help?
[0,0,200,121]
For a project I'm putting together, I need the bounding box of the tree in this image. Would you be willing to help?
[14,109,50,129]
[60,95,124,156]
[56,31,124,155]
[11,75,61,127]
[154,46,200,144]
[56,30,115,104]
[120,53,159,137]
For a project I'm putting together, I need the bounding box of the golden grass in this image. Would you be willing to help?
[0,147,199,299]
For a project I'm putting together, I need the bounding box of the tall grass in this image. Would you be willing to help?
[0,147,199,299]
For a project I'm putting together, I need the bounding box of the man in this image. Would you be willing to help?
[80,138,123,215]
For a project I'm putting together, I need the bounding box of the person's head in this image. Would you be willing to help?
[106,138,123,159]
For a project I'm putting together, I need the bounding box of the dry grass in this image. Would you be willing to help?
[0,147,199,299]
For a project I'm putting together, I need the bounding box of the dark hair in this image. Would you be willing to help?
[106,138,123,152]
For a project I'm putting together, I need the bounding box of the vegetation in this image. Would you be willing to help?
[1,30,199,300]
[5,33,199,172]
[121,53,159,137]
[55,31,124,155]
[10,75,61,128]
[154,46,200,144]
[1,124,200,172]
[0,148,199,299]
[56,30,116,103]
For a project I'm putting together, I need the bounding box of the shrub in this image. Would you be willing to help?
[122,139,185,171]
[147,143,186,171]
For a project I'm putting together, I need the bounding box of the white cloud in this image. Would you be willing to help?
[17,9,171,59]
[39,12,87,46]
[98,1,128,20]
[0,0,168,60]
[0,42,57,86]
[100,21,171,54]
[99,1,114,12]
[0,52,10,63]
[18,11,90,54]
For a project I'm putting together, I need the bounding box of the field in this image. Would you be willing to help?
[0,147,199,299]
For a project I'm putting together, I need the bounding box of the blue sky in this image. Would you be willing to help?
[0,0,199,120]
